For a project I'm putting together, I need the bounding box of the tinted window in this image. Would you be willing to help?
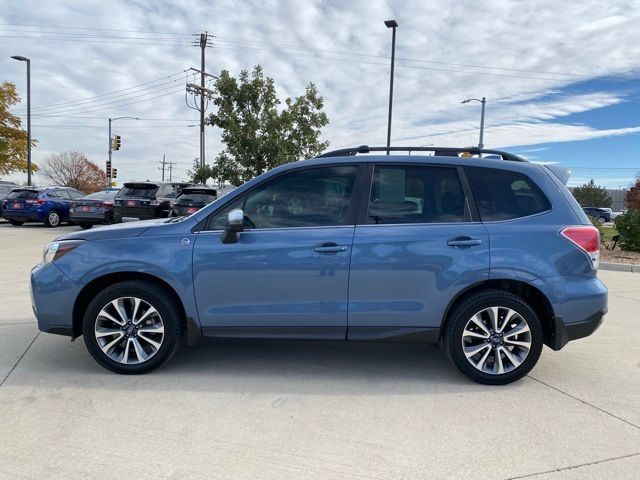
[466,167,550,221]
[243,166,358,229]
[176,193,216,204]
[7,189,39,200]
[120,185,159,198]
[368,165,466,224]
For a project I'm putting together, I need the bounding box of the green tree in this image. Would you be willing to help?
[207,66,329,185]
[0,81,37,175]
[571,179,612,208]
[188,158,213,185]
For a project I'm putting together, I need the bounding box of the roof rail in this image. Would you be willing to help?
[314,145,527,162]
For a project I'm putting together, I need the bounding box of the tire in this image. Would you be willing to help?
[8,219,24,226]
[79,223,93,230]
[44,210,61,228]
[444,289,543,385]
[598,216,607,223]
[82,281,182,374]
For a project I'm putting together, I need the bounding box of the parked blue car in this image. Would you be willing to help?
[30,146,607,384]
[3,186,85,227]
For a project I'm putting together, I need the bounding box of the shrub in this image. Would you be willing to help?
[614,209,640,252]
[588,216,605,242]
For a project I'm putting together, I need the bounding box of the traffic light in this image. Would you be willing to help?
[112,168,118,179]
[106,160,112,177]
[112,135,122,151]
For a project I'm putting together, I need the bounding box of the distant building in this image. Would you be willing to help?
[606,189,628,211]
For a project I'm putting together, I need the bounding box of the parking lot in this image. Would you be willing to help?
[0,222,639,479]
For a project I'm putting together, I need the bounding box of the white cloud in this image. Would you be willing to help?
[1,0,639,185]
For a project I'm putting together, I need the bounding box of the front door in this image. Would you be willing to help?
[193,164,361,339]
[348,163,490,334]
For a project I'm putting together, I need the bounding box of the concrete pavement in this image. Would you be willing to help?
[0,222,639,479]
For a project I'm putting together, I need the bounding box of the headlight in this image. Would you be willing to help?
[43,240,84,264]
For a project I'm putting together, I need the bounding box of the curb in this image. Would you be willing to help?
[599,262,640,273]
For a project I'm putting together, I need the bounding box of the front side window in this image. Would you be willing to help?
[367,165,466,224]
[466,167,551,221]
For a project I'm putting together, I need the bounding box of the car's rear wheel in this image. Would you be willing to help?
[82,281,182,374]
[598,216,607,223]
[79,223,93,230]
[44,210,61,227]
[444,290,543,385]
[8,219,24,226]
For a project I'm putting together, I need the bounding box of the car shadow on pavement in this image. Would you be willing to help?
[6,335,498,395]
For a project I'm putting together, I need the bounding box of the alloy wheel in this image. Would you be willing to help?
[461,306,532,375]
[48,211,60,226]
[94,297,165,364]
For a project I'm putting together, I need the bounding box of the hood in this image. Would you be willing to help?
[58,218,168,241]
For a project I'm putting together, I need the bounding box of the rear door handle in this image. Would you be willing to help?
[313,242,349,254]
[447,236,482,248]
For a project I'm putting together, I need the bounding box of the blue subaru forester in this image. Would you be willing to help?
[30,146,607,384]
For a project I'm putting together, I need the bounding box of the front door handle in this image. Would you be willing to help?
[313,242,349,254]
[447,236,482,248]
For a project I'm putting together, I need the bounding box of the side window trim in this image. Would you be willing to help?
[359,162,470,226]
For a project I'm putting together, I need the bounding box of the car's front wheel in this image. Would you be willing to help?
[444,290,543,385]
[8,219,24,226]
[82,281,182,374]
[79,223,93,230]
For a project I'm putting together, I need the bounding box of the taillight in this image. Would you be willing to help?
[101,201,114,208]
[150,199,160,206]
[37,198,46,205]
[25,199,38,204]
[561,226,600,269]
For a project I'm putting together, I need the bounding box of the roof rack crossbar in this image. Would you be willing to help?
[314,145,526,162]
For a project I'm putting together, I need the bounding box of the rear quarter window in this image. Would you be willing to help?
[466,166,551,221]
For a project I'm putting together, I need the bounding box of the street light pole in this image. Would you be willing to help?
[462,97,487,149]
[11,55,31,185]
[384,20,398,155]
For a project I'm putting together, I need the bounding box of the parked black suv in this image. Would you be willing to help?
[113,182,192,222]
[582,207,611,223]
[170,185,217,217]
[0,181,18,219]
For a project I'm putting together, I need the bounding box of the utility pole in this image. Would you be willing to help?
[187,33,215,168]
[159,154,166,182]
[10,56,31,185]
[200,33,207,168]
[167,162,176,182]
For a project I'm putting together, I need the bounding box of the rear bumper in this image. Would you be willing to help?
[3,210,44,222]
[114,207,167,222]
[69,211,109,224]
[548,309,606,350]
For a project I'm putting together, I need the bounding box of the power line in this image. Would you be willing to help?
[12,70,189,112]
[0,23,193,36]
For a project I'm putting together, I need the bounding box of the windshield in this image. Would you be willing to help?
[7,189,39,200]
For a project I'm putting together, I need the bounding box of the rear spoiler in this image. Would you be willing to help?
[544,165,571,185]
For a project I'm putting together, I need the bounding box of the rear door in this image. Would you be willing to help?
[348,163,490,335]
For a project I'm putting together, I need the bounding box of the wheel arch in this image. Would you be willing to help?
[441,279,556,348]
[72,271,201,345]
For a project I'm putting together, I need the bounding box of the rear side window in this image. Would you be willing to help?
[466,167,551,221]
[7,189,39,200]
[368,165,466,224]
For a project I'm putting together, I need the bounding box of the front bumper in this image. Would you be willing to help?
[31,262,80,337]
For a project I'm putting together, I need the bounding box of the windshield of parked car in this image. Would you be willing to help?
[119,185,159,198]
[6,189,39,199]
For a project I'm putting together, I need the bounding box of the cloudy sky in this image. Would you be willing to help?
[1,0,639,188]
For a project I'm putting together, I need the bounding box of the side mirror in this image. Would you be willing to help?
[221,208,244,244]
